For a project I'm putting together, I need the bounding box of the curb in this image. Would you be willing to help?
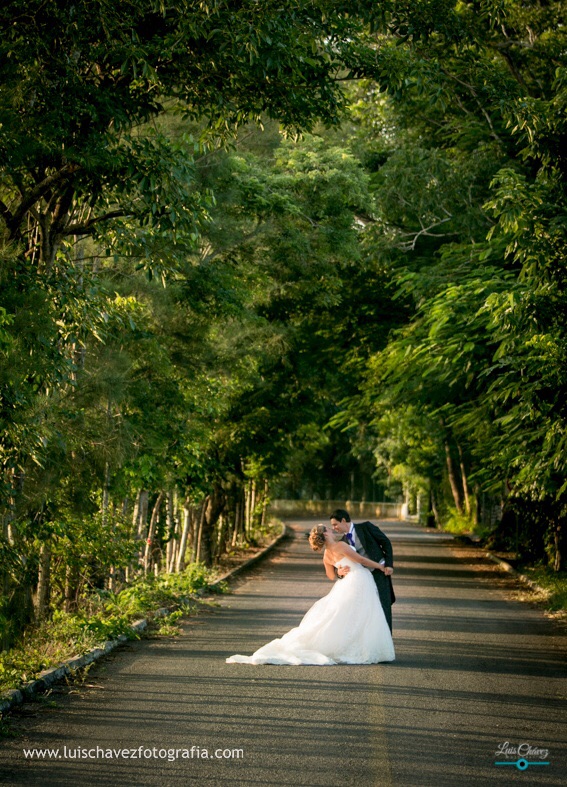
[0,619,147,717]
[485,552,550,596]
[0,522,288,718]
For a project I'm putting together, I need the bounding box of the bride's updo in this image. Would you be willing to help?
[309,524,327,552]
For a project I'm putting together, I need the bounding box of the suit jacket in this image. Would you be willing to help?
[352,520,395,604]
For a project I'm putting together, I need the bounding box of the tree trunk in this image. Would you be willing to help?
[249,480,257,531]
[1,471,15,648]
[170,492,186,571]
[144,492,164,574]
[241,486,247,540]
[134,490,149,571]
[176,499,193,572]
[195,500,207,563]
[473,484,481,526]
[101,399,112,526]
[136,491,149,539]
[231,497,242,547]
[131,492,140,535]
[245,480,252,537]
[35,541,52,620]
[64,562,79,612]
[261,479,269,528]
[214,513,228,560]
[101,462,111,527]
[198,487,224,566]
[165,491,176,573]
[554,522,563,572]
[445,441,463,514]
[430,486,440,527]
[456,443,471,516]
[167,534,177,574]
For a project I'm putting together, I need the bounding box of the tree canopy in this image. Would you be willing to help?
[1,1,566,647]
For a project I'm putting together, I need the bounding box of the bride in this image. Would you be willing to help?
[226,524,395,665]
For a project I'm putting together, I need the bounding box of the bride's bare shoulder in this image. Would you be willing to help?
[326,542,349,560]
[333,541,350,553]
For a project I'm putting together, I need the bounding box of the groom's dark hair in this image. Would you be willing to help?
[330,508,351,522]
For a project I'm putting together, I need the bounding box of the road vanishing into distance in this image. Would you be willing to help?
[1,518,565,786]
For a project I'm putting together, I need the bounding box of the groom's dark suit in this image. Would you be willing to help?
[350,521,395,631]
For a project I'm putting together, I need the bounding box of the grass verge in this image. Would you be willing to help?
[0,564,225,697]
[518,566,567,612]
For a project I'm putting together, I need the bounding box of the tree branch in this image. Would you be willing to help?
[354,214,376,227]
[9,163,81,237]
[0,198,13,226]
[50,185,76,239]
[398,216,455,251]
[439,68,503,143]
[200,221,269,264]
[63,210,131,236]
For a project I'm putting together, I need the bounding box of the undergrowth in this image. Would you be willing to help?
[0,564,223,696]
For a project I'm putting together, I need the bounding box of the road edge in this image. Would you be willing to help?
[0,521,289,718]
[485,551,550,595]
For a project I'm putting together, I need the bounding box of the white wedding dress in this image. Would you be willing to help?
[226,557,395,665]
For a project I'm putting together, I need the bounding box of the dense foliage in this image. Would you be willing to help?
[349,0,567,570]
[1,1,565,649]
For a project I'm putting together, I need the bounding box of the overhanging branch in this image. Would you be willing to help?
[9,163,81,237]
[63,210,131,236]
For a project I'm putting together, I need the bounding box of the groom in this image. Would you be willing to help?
[329,508,395,631]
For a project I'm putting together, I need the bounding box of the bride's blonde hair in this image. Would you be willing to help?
[308,524,327,552]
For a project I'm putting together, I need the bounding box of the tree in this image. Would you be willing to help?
[310,2,566,565]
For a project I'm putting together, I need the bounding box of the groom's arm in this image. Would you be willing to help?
[365,523,394,569]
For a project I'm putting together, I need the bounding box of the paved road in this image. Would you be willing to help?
[0,519,565,786]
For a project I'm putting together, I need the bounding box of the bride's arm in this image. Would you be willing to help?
[323,550,338,580]
[332,542,386,573]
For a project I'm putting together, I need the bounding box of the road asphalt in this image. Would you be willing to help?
[0,518,565,786]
